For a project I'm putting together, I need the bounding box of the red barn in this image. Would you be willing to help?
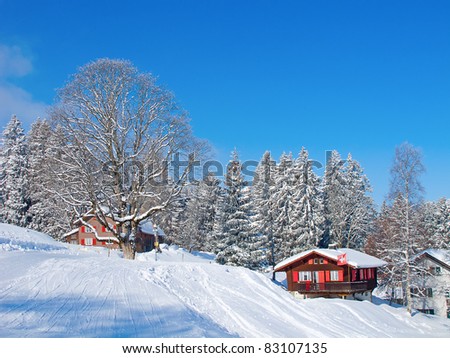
[274,248,386,301]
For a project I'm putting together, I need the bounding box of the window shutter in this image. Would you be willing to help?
[292,271,299,282]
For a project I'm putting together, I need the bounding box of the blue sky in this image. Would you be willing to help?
[1,0,449,205]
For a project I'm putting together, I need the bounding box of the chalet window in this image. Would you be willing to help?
[410,287,419,296]
[418,309,435,315]
[426,288,433,298]
[314,259,319,264]
[319,258,324,264]
[330,271,339,281]
[84,238,93,246]
[301,272,312,281]
[435,267,441,275]
[445,291,450,299]
[360,269,365,280]
[313,271,320,283]
[85,226,93,233]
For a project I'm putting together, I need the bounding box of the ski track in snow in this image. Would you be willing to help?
[1,224,450,338]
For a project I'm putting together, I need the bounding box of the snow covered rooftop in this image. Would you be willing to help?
[62,228,78,237]
[419,249,450,266]
[139,219,165,237]
[275,248,387,271]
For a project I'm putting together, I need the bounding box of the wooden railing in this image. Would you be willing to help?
[292,280,377,293]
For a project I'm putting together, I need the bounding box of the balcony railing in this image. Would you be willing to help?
[292,280,377,293]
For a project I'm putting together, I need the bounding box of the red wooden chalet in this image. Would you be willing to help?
[274,248,386,301]
[62,212,164,253]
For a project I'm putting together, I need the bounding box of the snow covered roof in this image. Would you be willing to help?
[275,248,387,271]
[417,249,450,267]
[95,236,119,243]
[62,228,79,237]
[139,219,165,237]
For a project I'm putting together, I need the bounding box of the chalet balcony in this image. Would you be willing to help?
[292,280,377,294]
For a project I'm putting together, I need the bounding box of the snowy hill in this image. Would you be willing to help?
[0,223,449,338]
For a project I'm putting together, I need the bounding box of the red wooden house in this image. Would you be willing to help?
[274,248,386,301]
[62,213,164,253]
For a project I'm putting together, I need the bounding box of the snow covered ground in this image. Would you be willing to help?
[0,223,449,338]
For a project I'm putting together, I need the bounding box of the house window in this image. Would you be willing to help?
[313,271,320,283]
[314,259,319,264]
[319,258,324,264]
[85,226,93,233]
[84,238,93,246]
[418,309,435,315]
[426,288,433,298]
[430,266,442,275]
[445,291,450,299]
[329,271,339,281]
[301,272,312,281]
[410,287,420,296]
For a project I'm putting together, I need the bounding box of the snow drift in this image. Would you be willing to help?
[0,223,449,338]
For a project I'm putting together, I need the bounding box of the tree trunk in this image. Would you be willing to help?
[120,240,136,260]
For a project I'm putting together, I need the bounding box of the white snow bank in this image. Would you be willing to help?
[0,223,66,252]
[0,224,449,338]
[136,244,216,264]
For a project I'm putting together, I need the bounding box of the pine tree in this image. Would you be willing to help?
[179,172,223,252]
[216,150,256,268]
[430,198,450,250]
[270,152,296,262]
[341,154,375,248]
[322,150,347,247]
[0,116,31,226]
[322,151,374,249]
[27,120,55,232]
[290,148,324,252]
[251,151,276,268]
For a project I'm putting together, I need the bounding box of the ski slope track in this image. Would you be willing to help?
[1,223,449,338]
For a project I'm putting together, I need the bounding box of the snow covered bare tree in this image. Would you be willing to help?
[48,59,204,259]
[387,142,426,314]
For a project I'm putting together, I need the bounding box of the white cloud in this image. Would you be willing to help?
[0,44,33,78]
[0,83,47,127]
[0,44,47,128]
